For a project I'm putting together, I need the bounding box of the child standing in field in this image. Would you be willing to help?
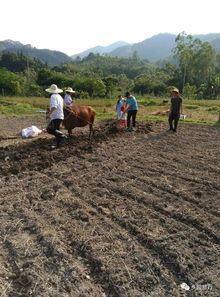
[116,95,123,119]
[116,95,126,130]
[120,99,127,128]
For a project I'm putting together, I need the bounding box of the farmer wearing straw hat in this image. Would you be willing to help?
[168,88,183,132]
[45,84,67,148]
[64,87,75,107]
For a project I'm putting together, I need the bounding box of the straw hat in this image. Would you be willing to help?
[45,84,63,93]
[65,87,75,93]
[172,88,179,94]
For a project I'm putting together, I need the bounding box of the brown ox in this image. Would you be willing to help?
[63,106,96,139]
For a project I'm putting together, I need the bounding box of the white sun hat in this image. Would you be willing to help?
[65,87,75,93]
[172,88,180,93]
[45,84,63,93]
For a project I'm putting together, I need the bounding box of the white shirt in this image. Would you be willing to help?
[50,93,64,120]
[64,94,73,106]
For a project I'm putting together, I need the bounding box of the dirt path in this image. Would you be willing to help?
[0,117,220,297]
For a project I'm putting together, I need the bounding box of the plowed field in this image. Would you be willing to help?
[0,116,220,297]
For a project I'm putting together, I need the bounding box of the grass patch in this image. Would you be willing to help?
[181,118,216,125]
[139,98,168,107]
[206,106,220,112]
[96,112,116,120]
[0,100,40,115]
[0,96,49,109]
[0,96,220,125]
[184,99,220,107]
[184,104,200,110]
[140,100,162,107]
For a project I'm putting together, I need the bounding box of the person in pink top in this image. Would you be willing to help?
[120,99,127,128]
[116,96,127,130]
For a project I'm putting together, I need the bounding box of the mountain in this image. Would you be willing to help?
[194,33,220,42]
[0,40,73,66]
[194,34,220,53]
[71,41,130,59]
[109,33,220,61]
[1,34,220,67]
[72,33,220,62]
[109,33,177,61]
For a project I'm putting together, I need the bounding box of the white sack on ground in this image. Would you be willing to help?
[21,126,42,138]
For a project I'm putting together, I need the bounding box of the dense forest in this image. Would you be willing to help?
[1,32,220,99]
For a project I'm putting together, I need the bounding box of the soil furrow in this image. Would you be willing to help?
[108,186,220,245]
[1,119,220,297]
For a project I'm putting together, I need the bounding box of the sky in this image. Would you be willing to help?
[1,0,219,56]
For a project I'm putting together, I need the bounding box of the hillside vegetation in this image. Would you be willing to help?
[0,40,72,66]
[1,33,220,103]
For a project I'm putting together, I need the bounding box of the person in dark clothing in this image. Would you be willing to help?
[168,88,183,132]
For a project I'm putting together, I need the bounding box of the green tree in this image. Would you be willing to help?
[183,83,197,99]
[102,75,118,97]
[173,32,197,90]
[173,32,216,90]
[192,42,215,86]
[0,68,24,95]
[214,54,220,75]
[37,68,70,87]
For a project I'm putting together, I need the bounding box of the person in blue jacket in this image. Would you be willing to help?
[124,92,138,131]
